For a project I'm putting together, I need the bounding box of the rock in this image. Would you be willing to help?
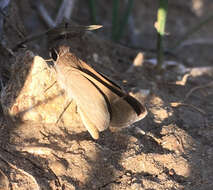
[1,50,81,128]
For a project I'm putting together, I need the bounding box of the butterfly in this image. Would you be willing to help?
[51,45,147,139]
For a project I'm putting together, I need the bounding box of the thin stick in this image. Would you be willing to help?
[177,38,213,49]
[171,102,206,115]
[55,0,67,25]
[0,9,25,39]
[173,12,213,51]
[64,0,76,21]
[13,24,102,50]
[185,81,213,100]
[31,0,55,28]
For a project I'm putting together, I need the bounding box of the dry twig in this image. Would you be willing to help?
[171,102,206,115]
[185,81,213,100]
[55,0,76,25]
[31,0,55,27]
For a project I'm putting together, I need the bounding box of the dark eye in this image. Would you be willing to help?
[50,48,58,61]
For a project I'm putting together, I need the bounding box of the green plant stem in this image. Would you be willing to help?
[112,0,119,40]
[114,0,134,41]
[88,0,97,24]
[156,0,168,70]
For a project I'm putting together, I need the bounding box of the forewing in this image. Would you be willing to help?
[78,60,122,91]
[56,66,110,132]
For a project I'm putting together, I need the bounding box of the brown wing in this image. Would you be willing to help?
[55,65,111,133]
[77,67,147,128]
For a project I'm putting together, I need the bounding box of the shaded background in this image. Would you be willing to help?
[15,0,213,67]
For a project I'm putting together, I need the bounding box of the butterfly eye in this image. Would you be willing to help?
[50,48,58,61]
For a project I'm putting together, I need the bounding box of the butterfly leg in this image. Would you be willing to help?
[56,100,73,124]
[44,81,57,93]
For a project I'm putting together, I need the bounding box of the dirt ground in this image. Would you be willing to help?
[0,1,213,190]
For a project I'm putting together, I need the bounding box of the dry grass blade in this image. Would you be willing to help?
[185,81,213,100]
[175,74,190,86]
[171,102,206,115]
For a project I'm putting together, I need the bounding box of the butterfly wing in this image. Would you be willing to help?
[55,63,111,137]
[76,62,147,128]
[109,95,147,127]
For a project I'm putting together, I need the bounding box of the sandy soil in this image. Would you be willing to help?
[0,1,213,190]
